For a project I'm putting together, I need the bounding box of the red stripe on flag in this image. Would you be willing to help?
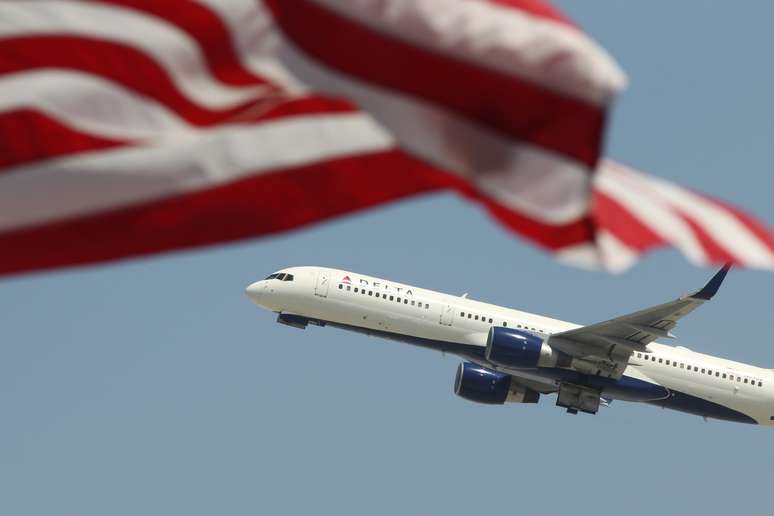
[675,213,738,264]
[0,150,447,276]
[0,97,359,169]
[697,193,774,254]
[265,0,605,168]
[0,109,128,170]
[92,0,269,87]
[592,190,665,252]
[0,36,277,126]
[487,0,576,27]
[443,173,596,250]
[483,197,595,250]
[0,147,595,277]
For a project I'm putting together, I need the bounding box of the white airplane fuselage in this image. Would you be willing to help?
[246,266,774,426]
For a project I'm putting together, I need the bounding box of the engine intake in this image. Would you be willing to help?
[485,327,545,368]
[454,362,539,405]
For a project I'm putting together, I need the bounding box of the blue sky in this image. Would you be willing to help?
[2,2,774,515]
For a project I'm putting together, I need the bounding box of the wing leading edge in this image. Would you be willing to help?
[547,264,732,378]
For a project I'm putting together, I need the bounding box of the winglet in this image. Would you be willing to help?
[692,262,732,300]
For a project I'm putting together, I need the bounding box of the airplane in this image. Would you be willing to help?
[245,265,774,426]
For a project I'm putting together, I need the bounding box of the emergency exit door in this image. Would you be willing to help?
[440,304,454,326]
[315,269,330,298]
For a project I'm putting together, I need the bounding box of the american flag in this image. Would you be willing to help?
[1,0,772,276]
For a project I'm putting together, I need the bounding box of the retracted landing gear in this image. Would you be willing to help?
[556,383,601,415]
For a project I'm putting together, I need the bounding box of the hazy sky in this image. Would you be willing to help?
[2,2,773,515]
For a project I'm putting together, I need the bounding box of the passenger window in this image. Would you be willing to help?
[759,382,763,387]
[411,300,415,306]
[404,299,408,304]
[666,360,670,365]
[338,284,343,289]
[347,285,351,291]
[389,295,394,301]
[722,373,727,379]
[368,291,373,296]
[637,353,642,358]
[460,312,465,317]
[680,363,684,368]
[659,358,663,364]
[375,293,380,298]
[475,315,479,321]
[425,303,429,309]
[715,372,720,377]
[701,369,705,374]
[354,287,359,293]
[744,378,748,384]
[503,322,507,327]
[467,314,472,319]
[488,318,493,323]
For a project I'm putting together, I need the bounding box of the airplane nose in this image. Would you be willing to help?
[245,281,264,304]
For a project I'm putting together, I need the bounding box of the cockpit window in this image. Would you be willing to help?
[264,272,294,281]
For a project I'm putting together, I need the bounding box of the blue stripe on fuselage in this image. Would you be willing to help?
[309,317,757,424]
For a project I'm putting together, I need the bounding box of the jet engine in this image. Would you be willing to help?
[485,326,550,368]
[454,362,540,405]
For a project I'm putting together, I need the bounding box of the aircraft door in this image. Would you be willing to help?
[315,269,330,298]
[440,304,454,326]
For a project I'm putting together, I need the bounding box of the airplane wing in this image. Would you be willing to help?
[547,264,731,379]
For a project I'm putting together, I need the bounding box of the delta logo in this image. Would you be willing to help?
[340,274,414,296]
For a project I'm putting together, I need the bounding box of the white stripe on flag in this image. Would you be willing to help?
[274,33,591,224]
[0,112,395,231]
[0,70,191,140]
[602,161,774,267]
[594,163,710,265]
[0,1,272,109]
[194,0,311,92]
[307,0,627,104]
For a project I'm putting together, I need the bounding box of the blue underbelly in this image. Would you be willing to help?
[320,318,758,424]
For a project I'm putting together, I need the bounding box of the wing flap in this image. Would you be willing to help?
[548,264,731,378]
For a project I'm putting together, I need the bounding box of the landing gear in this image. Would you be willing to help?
[556,383,601,415]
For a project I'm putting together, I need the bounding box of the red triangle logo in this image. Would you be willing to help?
[342,275,352,284]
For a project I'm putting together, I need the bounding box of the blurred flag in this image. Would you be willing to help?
[592,161,774,272]
[0,0,771,277]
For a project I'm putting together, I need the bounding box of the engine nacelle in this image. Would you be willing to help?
[454,362,540,405]
[485,327,547,368]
